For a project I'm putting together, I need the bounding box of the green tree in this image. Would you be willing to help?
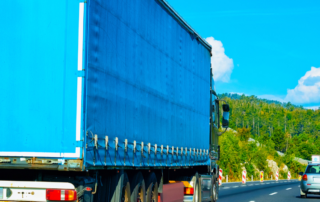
[236,127,251,141]
[271,128,285,151]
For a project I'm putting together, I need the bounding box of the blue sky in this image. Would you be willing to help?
[167,0,320,108]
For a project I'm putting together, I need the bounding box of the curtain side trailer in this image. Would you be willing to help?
[0,0,229,201]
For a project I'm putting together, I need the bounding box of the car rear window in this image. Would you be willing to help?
[306,165,320,174]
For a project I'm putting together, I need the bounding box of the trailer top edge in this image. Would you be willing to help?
[156,0,212,52]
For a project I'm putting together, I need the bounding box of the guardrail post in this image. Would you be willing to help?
[219,169,223,186]
[242,170,246,184]
[260,171,264,182]
[251,175,253,181]
[226,175,228,183]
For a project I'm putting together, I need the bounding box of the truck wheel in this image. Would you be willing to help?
[95,172,130,202]
[193,173,200,202]
[121,180,131,202]
[111,171,131,202]
[211,177,218,202]
[145,173,158,202]
[130,172,146,202]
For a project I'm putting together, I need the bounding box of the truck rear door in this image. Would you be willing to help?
[0,1,85,160]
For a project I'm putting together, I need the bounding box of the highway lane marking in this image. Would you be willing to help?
[249,201,255,202]
[269,192,277,195]
[223,187,230,189]
[254,184,259,185]
[233,186,239,188]
[266,183,270,184]
[286,188,292,190]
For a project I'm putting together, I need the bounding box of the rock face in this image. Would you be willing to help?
[282,165,288,172]
[267,159,279,177]
[266,159,289,178]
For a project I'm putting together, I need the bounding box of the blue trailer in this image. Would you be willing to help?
[0,0,228,202]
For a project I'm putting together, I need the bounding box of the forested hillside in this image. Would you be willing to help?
[216,93,320,181]
[215,94,320,181]
[218,128,305,181]
[218,93,320,160]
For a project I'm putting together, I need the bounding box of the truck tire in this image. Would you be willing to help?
[111,171,131,202]
[130,172,146,202]
[145,173,158,202]
[211,177,218,202]
[95,171,130,202]
[192,173,200,202]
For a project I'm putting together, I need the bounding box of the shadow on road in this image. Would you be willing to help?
[295,195,320,199]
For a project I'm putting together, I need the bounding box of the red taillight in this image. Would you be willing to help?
[46,189,77,201]
[184,187,194,195]
[303,174,308,181]
[46,190,61,200]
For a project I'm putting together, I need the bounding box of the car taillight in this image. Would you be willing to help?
[184,187,194,195]
[303,174,308,181]
[46,189,77,201]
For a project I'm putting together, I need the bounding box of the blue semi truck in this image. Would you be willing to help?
[0,0,229,202]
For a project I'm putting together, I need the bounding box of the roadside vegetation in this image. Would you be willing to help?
[217,93,320,182]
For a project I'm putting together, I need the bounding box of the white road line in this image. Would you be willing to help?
[249,201,255,202]
[269,192,277,195]
[223,187,230,189]
[255,184,259,185]
[286,188,292,190]
[266,183,270,184]
[233,186,239,188]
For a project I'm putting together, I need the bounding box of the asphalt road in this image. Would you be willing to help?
[218,180,320,202]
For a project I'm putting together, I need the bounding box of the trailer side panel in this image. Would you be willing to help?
[85,0,211,167]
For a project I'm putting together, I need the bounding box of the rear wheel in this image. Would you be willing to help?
[193,173,200,202]
[300,189,306,198]
[130,172,146,202]
[145,173,158,202]
[211,177,218,202]
[301,194,307,198]
[94,171,130,202]
[121,181,130,202]
[113,172,131,202]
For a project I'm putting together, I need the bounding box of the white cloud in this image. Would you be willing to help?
[284,67,320,104]
[206,37,234,82]
[304,106,320,110]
